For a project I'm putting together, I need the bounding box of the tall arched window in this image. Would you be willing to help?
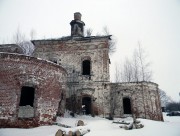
[82,60,90,75]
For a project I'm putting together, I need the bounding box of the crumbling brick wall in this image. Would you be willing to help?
[31,36,163,121]
[32,36,111,116]
[0,53,67,128]
[110,82,163,121]
[0,44,24,54]
[32,36,110,83]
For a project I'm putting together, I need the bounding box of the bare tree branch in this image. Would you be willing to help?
[12,27,34,55]
[114,63,121,82]
[30,29,36,40]
[102,26,116,55]
[136,42,152,81]
[159,89,172,107]
[115,41,152,82]
[85,28,93,37]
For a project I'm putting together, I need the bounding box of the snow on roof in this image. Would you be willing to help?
[31,35,112,45]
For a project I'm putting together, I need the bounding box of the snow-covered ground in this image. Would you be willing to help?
[0,113,180,136]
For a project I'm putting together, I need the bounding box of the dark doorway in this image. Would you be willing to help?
[123,97,132,114]
[82,60,90,75]
[19,86,35,107]
[82,97,91,115]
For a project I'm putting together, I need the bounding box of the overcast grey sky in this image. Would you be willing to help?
[0,0,180,101]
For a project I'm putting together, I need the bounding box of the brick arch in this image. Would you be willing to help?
[77,88,95,96]
[81,56,91,61]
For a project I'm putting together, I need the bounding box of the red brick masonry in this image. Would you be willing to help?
[0,53,67,128]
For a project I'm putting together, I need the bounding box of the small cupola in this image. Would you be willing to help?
[70,12,85,37]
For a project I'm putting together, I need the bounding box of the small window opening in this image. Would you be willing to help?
[109,59,111,64]
[82,60,90,75]
[104,84,107,89]
[52,60,57,64]
[49,58,57,64]
[19,86,35,107]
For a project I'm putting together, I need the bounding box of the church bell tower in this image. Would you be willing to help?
[70,12,85,37]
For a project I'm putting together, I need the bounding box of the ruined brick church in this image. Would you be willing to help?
[0,12,163,128]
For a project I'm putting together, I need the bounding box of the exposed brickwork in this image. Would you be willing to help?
[32,36,111,116]
[0,44,23,54]
[0,53,67,128]
[32,35,163,121]
[110,82,163,121]
[0,13,163,128]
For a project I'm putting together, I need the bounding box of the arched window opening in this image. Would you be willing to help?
[123,97,132,114]
[82,60,90,75]
[19,86,35,107]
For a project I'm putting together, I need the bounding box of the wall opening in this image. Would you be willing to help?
[18,86,35,118]
[82,60,90,75]
[123,97,132,114]
[82,97,91,115]
[19,86,35,107]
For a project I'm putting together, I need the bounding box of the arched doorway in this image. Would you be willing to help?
[82,97,91,115]
[123,97,132,114]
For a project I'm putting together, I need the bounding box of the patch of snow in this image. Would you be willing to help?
[0,114,180,136]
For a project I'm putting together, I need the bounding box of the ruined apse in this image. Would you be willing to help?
[0,49,67,128]
[110,82,163,121]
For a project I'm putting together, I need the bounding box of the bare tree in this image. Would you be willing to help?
[102,26,109,35]
[122,58,134,82]
[159,89,172,108]
[116,42,152,82]
[102,26,116,55]
[20,41,34,56]
[85,28,93,37]
[132,51,140,82]
[134,42,152,81]
[12,27,34,55]
[115,58,137,82]
[12,27,26,45]
[30,29,36,40]
[114,63,121,82]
